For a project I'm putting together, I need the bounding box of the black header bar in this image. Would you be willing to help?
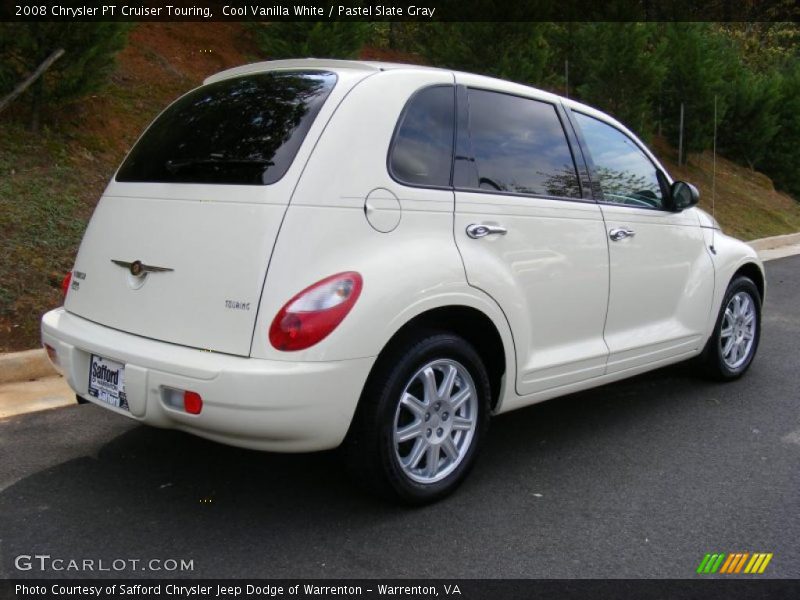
[2,0,799,22]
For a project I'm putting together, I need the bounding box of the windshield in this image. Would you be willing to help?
[116,70,337,185]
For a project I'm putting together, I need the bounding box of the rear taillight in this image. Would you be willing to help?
[61,271,72,301]
[269,272,363,351]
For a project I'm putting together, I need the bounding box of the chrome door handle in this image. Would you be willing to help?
[466,223,508,239]
[609,227,636,241]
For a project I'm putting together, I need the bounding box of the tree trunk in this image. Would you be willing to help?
[0,48,64,125]
[30,78,42,133]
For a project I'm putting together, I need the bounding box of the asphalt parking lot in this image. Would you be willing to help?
[1,255,798,580]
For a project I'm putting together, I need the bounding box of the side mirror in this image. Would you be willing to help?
[670,181,700,212]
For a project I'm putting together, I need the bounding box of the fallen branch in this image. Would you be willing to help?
[0,48,65,115]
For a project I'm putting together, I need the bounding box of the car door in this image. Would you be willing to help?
[452,78,610,401]
[569,110,715,373]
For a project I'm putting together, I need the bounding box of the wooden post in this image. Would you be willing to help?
[678,102,684,166]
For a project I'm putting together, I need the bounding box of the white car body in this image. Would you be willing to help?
[41,59,764,457]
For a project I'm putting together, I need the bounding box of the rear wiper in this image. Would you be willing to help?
[165,157,273,173]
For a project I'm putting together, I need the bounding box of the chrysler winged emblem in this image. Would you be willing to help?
[111,259,174,278]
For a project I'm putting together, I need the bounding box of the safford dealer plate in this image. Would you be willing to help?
[88,354,129,411]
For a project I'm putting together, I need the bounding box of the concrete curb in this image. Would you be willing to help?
[1,231,798,388]
[747,232,800,252]
[0,349,56,385]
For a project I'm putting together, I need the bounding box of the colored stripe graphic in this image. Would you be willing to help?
[697,553,726,574]
[719,554,737,574]
[734,553,750,573]
[697,554,712,574]
[745,553,774,574]
[720,553,739,574]
[758,554,773,573]
[698,552,772,574]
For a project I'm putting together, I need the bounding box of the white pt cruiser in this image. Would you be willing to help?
[42,59,764,503]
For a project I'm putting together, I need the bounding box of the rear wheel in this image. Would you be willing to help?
[700,276,761,380]
[345,332,490,504]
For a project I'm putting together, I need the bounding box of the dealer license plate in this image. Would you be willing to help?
[87,354,128,411]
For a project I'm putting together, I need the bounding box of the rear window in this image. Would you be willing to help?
[116,70,337,186]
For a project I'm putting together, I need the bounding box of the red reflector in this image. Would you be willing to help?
[44,344,58,365]
[183,391,203,415]
[61,271,72,300]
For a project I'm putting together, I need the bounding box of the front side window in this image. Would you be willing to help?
[465,89,581,198]
[389,85,455,187]
[573,112,664,209]
[116,70,337,185]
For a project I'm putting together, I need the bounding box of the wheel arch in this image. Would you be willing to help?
[732,262,765,302]
[369,305,509,413]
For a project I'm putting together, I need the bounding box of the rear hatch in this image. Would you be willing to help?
[65,69,341,356]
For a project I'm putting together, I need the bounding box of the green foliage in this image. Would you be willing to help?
[718,68,782,169]
[0,23,131,129]
[0,121,88,347]
[566,23,665,137]
[762,63,800,198]
[659,23,738,157]
[718,23,800,71]
[365,22,420,51]
[406,23,553,84]
[249,22,370,60]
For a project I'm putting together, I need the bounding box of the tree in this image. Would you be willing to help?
[568,23,665,138]
[718,23,800,72]
[659,23,738,159]
[717,67,782,170]
[249,22,370,60]
[0,23,130,131]
[762,63,800,199]
[406,23,553,85]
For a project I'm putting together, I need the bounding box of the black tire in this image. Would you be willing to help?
[699,276,761,381]
[344,331,491,505]
[76,394,90,405]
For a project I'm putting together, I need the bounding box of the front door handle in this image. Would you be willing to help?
[466,223,508,239]
[609,227,636,241]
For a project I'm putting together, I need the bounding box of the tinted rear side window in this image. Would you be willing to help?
[466,89,581,198]
[116,71,337,185]
[389,85,455,187]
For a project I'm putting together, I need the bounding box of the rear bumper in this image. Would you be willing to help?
[41,308,374,452]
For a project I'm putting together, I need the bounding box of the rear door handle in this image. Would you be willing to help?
[609,227,635,241]
[466,223,508,239]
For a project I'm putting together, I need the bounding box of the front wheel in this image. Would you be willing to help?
[345,332,491,504]
[700,276,762,380]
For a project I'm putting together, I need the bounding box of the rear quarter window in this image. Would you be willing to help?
[116,70,337,186]
[388,85,455,188]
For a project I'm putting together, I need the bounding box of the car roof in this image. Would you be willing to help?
[202,59,648,164]
[205,58,599,116]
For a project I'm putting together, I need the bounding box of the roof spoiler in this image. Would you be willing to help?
[203,59,383,85]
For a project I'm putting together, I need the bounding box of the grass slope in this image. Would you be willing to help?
[1,24,798,352]
[655,138,800,240]
[0,23,259,351]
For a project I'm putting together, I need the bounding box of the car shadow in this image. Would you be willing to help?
[0,360,728,578]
